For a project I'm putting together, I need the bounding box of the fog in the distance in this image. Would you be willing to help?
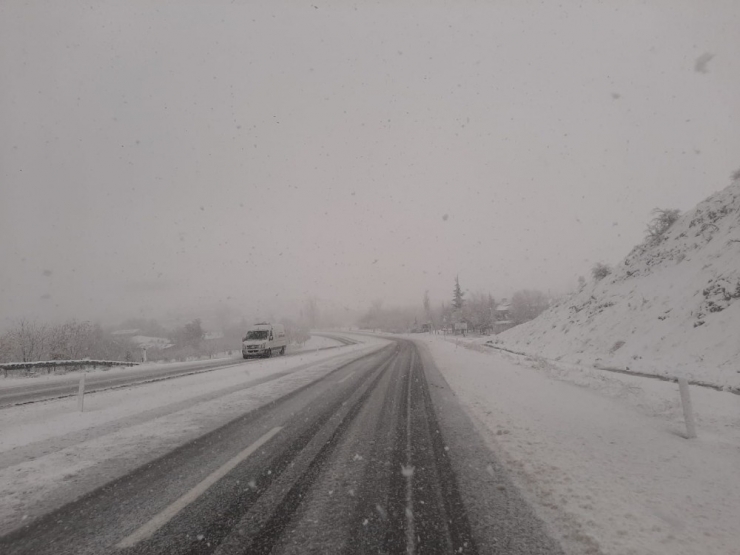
[2,1,739,328]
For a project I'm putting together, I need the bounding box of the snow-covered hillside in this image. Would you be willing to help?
[496,178,740,389]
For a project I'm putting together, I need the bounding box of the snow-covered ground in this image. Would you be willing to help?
[0,336,386,535]
[416,334,740,555]
[496,179,740,390]
[288,334,346,353]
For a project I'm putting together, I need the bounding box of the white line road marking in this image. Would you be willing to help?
[116,426,283,548]
[336,371,355,384]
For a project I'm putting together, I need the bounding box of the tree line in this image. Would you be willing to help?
[434,277,552,332]
[0,319,138,363]
[0,314,313,365]
[357,277,553,334]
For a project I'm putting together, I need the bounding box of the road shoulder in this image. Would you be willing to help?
[413,339,566,555]
[415,334,740,555]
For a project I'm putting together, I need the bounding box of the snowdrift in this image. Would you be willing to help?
[496,179,740,389]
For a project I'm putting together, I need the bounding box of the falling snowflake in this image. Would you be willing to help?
[694,52,714,74]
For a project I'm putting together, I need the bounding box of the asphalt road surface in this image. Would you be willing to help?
[0,334,355,409]
[0,338,563,555]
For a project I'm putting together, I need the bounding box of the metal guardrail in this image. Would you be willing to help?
[1,360,139,377]
[479,342,740,396]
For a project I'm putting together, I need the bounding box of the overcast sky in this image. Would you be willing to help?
[2,0,739,328]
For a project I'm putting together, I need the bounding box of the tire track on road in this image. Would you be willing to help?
[1,338,565,555]
[0,345,396,555]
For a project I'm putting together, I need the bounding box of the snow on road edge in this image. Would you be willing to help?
[416,334,740,555]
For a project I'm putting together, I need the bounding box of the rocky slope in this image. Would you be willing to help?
[495,178,740,389]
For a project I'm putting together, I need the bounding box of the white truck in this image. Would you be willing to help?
[242,323,288,358]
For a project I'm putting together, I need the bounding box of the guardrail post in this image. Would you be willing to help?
[78,373,86,412]
[678,377,697,439]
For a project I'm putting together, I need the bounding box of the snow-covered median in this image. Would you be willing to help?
[289,334,347,353]
[416,334,740,555]
[0,336,387,536]
[0,334,346,388]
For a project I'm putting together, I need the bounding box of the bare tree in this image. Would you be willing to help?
[280,317,310,346]
[175,319,205,348]
[0,318,137,363]
[48,320,96,360]
[463,291,495,333]
[510,290,550,325]
[7,319,48,362]
[0,328,17,363]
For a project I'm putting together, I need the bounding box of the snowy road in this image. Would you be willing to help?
[0,338,561,554]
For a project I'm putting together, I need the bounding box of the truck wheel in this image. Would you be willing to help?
[265,349,272,358]
[243,354,249,359]
[280,346,286,355]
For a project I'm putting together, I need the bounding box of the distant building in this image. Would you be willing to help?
[131,336,174,349]
[493,299,516,333]
[111,329,140,336]
[453,322,468,336]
